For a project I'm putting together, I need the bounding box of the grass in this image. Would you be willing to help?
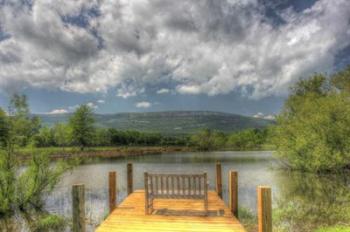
[33,214,66,232]
[237,207,257,232]
[314,226,350,232]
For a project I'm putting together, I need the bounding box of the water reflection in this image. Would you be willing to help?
[274,171,350,231]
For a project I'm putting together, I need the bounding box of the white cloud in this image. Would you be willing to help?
[0,0,349,98]
[116,85,145,98]
[47,109,68,114]
[156,88,170,94]
[68,105,79,111]
[253,112,275,120]
[97,99,105,104]
[87,102,98,109]
[136,101,152,108]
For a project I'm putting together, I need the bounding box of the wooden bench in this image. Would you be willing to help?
[144,172,208,215]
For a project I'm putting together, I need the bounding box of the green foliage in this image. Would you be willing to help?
[331,65,350,93]
[16,151,69,210]
[273,67,350,172]
[0,108,9,147]
[52,123,71,147]
[190,129,225,150]
[33,123,72,148]
[0,149,16,215]
[237,207,257,232]
[108,129,178,146]
[9,94,30,117]
[69,105,95,150]
[6,94,42,147]
[227,128,267,150]
[33,214,66,232]
[0,94,70,218]
[273,171,350,231]
[315,226,350,232]
[33,127,55,147]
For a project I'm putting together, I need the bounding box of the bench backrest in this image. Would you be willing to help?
[144,173,208,199]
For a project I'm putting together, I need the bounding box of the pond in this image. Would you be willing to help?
[1,151,349,231]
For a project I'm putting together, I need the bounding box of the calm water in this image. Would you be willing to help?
[1,151,350,231]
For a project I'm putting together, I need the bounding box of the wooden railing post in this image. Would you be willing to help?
[229,170,238,217]
[216,162,222,198]
[72,184,85,232]
[258,186,272,232]
[109,171,117,213]
[127,163,133,195]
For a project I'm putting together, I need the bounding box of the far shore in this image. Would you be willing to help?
[16,146,197,161]
[16,146,275,161]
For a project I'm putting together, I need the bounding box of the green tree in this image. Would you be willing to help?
[190,129,226,151]
[0,108,9,147]
[52,123,71,147]
[33,127,55,147]
[7,94,41,146]
[69,105,95,150]
[331,65,350,93]
[273,69,350,172]
[0,95,70,216]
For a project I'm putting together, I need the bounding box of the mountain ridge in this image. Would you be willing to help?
[36,110,273,135]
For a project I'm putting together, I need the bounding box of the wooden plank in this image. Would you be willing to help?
[72,184,85,232]
[127,163,133,195]
[229,170,238,217]
[257,186,272,232]
[216,162,222,198]
[109,171,117,213]
[96,190,246,232]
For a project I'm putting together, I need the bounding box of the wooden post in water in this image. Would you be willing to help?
[109,171,117,213]
[216,162,222,198]
[127,163,133,195]
[257,186,272,232]
[72,184,85,232]
[229,170,238,217]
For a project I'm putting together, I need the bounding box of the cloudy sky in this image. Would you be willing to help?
[0,0,349,116]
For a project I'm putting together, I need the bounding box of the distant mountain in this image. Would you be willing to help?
[36,111,274,135]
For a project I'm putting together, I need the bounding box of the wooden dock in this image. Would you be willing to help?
[96,190,246,232]
[71,163,272,232]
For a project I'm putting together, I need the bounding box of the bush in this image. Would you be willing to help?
[273,68,350,172]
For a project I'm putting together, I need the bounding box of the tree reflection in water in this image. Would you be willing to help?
[274,171,350,232]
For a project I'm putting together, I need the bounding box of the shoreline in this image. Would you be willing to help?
[17,146,197,161]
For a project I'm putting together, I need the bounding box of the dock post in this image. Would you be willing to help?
[109,171,117,213]
[257,186,272,232]
[72,184,85,232]
[229,170,238,217]
[216,162,222,198]
[127,163,133,195]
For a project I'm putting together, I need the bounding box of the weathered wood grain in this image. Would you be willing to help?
[72,184,85,232]
[258,186,272,232]
[216,162,222,198]
[229,170,238,217]
[109,171,117,213]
